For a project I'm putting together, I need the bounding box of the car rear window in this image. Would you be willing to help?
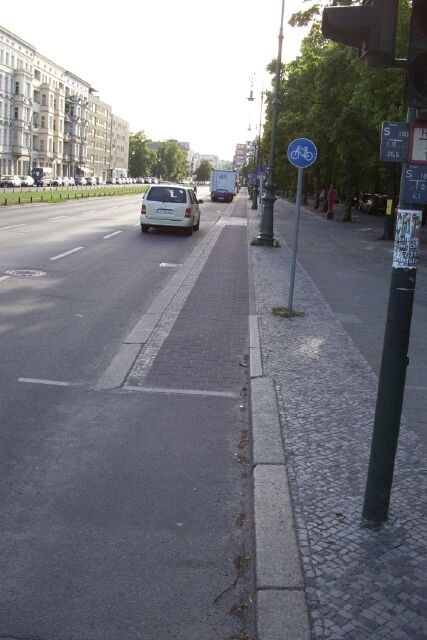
[147,186,187,203]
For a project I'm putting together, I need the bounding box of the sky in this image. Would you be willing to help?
[2,0,313,161]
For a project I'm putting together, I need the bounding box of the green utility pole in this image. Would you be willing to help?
[257,0,285,245]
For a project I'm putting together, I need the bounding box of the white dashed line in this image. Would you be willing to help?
[0,224,26,230]
[0,275,11,283]
[18,377,71,387]
[49,246,84,261]
[103,230,123,239]
[48,216,68,220]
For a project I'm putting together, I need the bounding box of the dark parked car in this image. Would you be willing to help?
[360,193,388,215]
[211,188,233,203]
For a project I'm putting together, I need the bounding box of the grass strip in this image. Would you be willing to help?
[0,186,147,207]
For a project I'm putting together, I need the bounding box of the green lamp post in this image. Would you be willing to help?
[257,0,285,245]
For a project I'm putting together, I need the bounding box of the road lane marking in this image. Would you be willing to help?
[0,275,11,283]
[103,230,123,239]
[48,216,68,220]
[19,377,71,387]
[0,224,26,230]
[49,246,84,261]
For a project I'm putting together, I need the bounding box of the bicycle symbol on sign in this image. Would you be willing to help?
[290,146,315,162]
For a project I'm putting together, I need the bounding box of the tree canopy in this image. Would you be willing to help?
[155,141,189,182]
[129,134,189,181]
[128,131,157,177]
[195,160,213,182]
[261,0,411,214]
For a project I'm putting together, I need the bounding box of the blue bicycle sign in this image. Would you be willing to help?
[287,138,317,168]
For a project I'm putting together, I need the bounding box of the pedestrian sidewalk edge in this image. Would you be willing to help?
[246,202,312,640]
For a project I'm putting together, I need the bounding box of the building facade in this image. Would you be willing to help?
[0,25,128,179]
[233,143,247,172]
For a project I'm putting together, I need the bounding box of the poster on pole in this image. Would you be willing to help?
[392,208,422,269]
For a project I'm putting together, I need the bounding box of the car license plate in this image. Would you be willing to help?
[156,208,174,214]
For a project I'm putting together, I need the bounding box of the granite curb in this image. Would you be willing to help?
[247,201,312,640]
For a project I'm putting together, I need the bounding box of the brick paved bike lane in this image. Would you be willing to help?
[130,208,249,394]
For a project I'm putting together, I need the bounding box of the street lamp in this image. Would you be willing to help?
[251,91,264,210]
[257,0,285,245]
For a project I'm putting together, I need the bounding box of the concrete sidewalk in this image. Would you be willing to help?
[249,196,427,639]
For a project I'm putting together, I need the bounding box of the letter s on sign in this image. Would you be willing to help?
[383,126,390,136]
[406,167,413,179]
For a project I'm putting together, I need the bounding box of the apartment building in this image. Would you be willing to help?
[233,143,247,171]
[0,25,128,179]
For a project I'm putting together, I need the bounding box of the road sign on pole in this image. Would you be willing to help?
[380,121,410,162]
[287,138,317,312]
[287,138,317,169]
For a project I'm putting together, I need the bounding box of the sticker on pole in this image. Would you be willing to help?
[287,138,317,168]
[393,208,422,269]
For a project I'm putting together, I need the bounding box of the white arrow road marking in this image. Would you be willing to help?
[49,246,84,260]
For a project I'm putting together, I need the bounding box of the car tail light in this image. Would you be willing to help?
[185,208,192,218]
[141,204,146,214]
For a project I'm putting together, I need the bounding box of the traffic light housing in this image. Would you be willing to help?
[322,0,399,68]
[405,0,427,109]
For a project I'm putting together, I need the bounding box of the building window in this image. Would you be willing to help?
[15,81,19,95]
[42,94,47,106]
[41,116,45,128]
[14,107,18,119]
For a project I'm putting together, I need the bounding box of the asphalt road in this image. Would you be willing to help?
[0,189,253,639]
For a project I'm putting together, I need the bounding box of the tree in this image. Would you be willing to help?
[128,131,156,177]
[156,141,188,181]
[195,160,212,182]
[261,0,410,217]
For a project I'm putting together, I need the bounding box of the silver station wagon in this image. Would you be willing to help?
[140,184,202,235]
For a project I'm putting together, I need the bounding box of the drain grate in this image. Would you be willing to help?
[5,269,46,277]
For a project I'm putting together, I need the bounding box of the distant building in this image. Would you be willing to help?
[233,143,247,171]
[0,24,128,178]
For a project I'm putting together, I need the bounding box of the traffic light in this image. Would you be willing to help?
[405,0,427,109]
[322,0,399,68]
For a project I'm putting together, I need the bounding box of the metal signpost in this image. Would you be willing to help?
[287,138,317,312]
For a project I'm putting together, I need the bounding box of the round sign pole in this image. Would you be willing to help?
[288,167,304,312]
[287,138,317,312]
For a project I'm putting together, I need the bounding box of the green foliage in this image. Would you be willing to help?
[262,1,411,203]
[195,160,213,182]
[156,141,189,181]
[129,131,157,177]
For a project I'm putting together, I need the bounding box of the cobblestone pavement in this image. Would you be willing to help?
[249,200,427,639]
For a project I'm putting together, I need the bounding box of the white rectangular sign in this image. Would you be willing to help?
[409,124,427,164]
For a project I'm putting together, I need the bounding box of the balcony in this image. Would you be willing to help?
[12,145,30,156]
